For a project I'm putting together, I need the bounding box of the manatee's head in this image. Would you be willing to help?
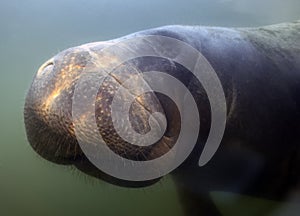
[24,40,184,185]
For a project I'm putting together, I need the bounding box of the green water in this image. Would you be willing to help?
[0,0,299,215]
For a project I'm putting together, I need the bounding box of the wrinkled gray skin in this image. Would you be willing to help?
[24,20,300,215]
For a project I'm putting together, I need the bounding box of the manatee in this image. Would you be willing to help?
[24,20,300,215]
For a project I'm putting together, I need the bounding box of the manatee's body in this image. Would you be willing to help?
[24,21,300,215]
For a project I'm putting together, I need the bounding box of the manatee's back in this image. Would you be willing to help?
[164,21,300,215]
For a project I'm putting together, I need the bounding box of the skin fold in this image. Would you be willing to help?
[24,20,300,215]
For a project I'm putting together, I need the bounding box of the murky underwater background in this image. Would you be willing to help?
[0,0,299,215]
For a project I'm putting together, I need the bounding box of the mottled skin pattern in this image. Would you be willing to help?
[24,20,300,215]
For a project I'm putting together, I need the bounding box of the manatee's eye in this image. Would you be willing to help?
[37,59,54,78]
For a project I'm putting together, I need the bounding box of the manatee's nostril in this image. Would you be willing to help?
[36,58,54,78]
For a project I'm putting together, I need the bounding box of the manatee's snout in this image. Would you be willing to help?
[24,48,92,163]
[24,42,177,168]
